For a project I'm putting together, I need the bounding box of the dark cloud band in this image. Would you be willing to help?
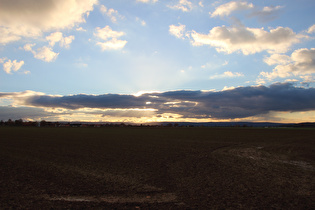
[1,83,315,120]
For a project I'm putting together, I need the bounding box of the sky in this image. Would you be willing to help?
[1,0,315,123]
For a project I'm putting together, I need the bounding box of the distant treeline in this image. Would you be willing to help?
[1,119,315,128]
[0,119,184,128]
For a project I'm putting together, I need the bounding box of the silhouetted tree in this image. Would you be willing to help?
[40,120,47,127]
[6,119,14,126]
[15,119,23,126]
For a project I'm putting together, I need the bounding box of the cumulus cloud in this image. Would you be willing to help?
[210,1,284,22]
[0,22,44,45]
[211,1,254,17]
[263,54,292,66]
[94,26,125,40]
[34,47,59,62]
[168,0,193,12]
[60,35,75,48]
[2,83,315,120]
[261,48,315,80]
[24,44,59,62]
[100,5,124,23]
[0,0,98,44]
[1,58,24,74]
[0,27,25,44]
[190,25,303,55]
[94,26,127,51]
[46,32,63,47]
[209,71,244,79]
[46,32,75,48]
[169,24,186,39]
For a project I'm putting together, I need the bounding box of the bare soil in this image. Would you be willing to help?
[0,127,314,209]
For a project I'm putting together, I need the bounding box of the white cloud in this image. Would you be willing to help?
[23,43,35,52]
[0,28,21,44]
[262,5,283,13]
[96,39,127,51]
[307,24,315,34]
[76,27,87,32]
[94,26,125,40]
[300,75,315,84]
[34,47,59,62]
[190,26,303,55]
[0,25,41,45]
[169,24,186,39]
[136,0,158,3]
[210,71,243,79]
[100,5,107,13]
[211,1,283,22]
[94,26,127,51]
[264,54,291,66]
[60,35,75,48]
[46,32,63,47]
[211,1,254,17]
[2,59,24,74]
[0,0,97,44]
[285,79,299,83]
[24,44,59,62]
[199,1,204,7]
[261,48,315,80]
[46,32,75,48]
[100,5,124,23]
[168,0,193,12]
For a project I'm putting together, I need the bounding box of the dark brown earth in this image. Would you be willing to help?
[0,127,314,209]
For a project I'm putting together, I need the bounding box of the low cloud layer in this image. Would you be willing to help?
[1,83,315,121]
[0,106,52,121]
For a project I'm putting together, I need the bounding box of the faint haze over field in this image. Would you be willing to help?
[1,0,315,123]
